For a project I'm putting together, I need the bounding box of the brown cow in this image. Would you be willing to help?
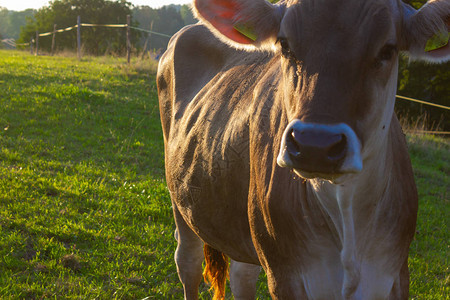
[157,0,450,299]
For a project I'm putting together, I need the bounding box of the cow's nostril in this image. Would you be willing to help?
[287,129,302,157]
[327,134,347,161]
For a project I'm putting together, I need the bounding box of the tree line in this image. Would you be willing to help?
[1,0,196,56]
[0,8,35,41]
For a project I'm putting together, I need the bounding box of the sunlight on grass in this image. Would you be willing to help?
[0,50,173,298]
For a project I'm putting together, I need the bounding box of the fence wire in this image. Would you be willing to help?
[396,95,450,110]
[129,26,172,38]
[3,21,173,51]
[2,21,449,135]
[31,23,172,38]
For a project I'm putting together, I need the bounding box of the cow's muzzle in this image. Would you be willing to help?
[277,121,362,180]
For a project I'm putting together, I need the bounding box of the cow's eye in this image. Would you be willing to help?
[378,44,398,61]
[277,37,294,59]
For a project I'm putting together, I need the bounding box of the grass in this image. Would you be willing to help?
[406,134,449,299]
[0,49,448,299]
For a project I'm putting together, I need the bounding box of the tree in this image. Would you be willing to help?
[0,8,36,40]
[180,5,196,26]
[132,5,159,50]
[18,0,139,55]
[132,4,196,52]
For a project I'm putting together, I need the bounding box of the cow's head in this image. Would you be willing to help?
[193,0,450,182]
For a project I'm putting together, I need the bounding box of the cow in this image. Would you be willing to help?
[157,0,450,299]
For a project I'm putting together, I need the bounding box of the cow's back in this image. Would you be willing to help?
[157,24,274,263]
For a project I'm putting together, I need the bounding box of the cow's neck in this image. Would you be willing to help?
[306,128,393,295]
[309,128,391,227]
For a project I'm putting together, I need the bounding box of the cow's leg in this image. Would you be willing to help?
[230,259,261,300]
[173,205,204,300]
[265,267,308,299]
[388,258,410,300]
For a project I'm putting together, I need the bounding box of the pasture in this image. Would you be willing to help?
[0,49,448,299]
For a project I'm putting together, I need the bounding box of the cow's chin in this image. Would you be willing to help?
[277,149,363,184]
[292,169,349,184]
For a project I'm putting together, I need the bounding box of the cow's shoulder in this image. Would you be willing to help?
[158,24,241,139]
[158,24,276,140]
[160,23,238,102]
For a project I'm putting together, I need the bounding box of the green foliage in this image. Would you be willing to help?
[17,0,139,55]
[396,57,450,131]
[11,3,195,55]
[180,4,196,25]
[0,8,36,40]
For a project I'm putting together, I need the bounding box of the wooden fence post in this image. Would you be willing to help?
[127,15,131,63]
[30,37,34,55]
[51,24,57,56]
[35,31,39,56]
[77,16,81,60]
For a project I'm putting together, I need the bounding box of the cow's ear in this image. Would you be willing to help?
[193,0,285,50]
[401,1,450,63]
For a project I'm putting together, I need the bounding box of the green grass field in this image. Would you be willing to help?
[0,49,448,299]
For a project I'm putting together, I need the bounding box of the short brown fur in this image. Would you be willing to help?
[158,0,448,298]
